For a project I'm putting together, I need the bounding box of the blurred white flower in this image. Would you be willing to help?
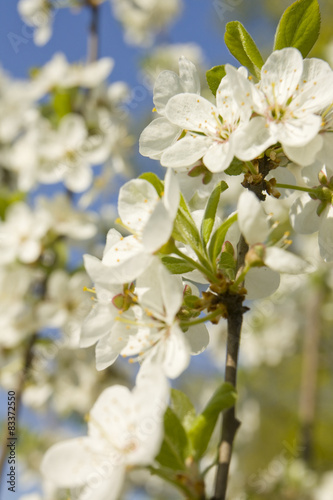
[0,202,51,264]
[18,0,53,46]
[41,364,169,500]
[110,0,182,47]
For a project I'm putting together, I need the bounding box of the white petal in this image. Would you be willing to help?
[278,114,321,148]
[78,473,125,500]
[318,205,333,262]
[224,64,264,114]
[184,323,210,355]
[104,228,123,256]
[41,437,107,488]
[153,71,184,115]
[139,118,181,159]
[162,324,191,378]
[142,202,173,252]
[165,93,218,133]
[265,247,312,274]
[118,179,160,233]
[19,240,41,263]
[65,164,93,193]
[245,267,280,300]
[159,264,183,322]
[102,236,153,283]
[283,134,323,166]
[163,168,180,220]
[234,117,275,161]
[80,304,115,348]
[260,48,303,105]
[178,56,200,94]
[238,191,270,245]
[84,254,122,291]
[95,329,131,370]
[203,141,234,173]
[293,58,333,112]
[290,194,320,234]
[161,134,211,168]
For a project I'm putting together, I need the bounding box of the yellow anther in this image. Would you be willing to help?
[152,107,157,112]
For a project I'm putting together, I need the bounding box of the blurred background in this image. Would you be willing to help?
[0,1,333,499]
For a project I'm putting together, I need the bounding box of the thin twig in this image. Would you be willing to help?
[212,235,248,500]
[87,3,99,64]
[299,287,323,463]
[0,333,37,496]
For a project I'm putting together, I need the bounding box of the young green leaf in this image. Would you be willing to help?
[161,256,195,274]
[201,181,228,248]
[171,389,197,431]
[224,157,244,176]
[188,383,237,459]
[138,172,164,196]
[274,0,321,58]
[218,252,237,280]
[224,21,264,79]
[208,212,238,266]
[206,65,226,97]
[156,407,189,470]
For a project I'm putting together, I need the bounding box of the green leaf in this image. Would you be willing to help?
[0,190,25,220]
[173,206,202,252]
[53,90,72,119]
[201,181,228,248]
[171,389,197,431]
[273,0,320,57]
[138,172,164,196]
[188,383,237,459]
[208,213,238,267]
[206,65,226,97]
[224,21,264,79]
[161,256,195,274]
[156,407,189,470]
[218,252,236,280]
[224,157,244,176]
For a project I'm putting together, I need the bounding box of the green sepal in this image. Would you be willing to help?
[138,172,164,196]
[208,213,238,267]
[224,157,244,176]
[161,256,195,274]
[273,0,321,58]
[224,21,264,79]
[206,65,226,97]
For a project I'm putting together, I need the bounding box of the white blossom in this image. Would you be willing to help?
[225,48,333,161]
[41,364,169,500]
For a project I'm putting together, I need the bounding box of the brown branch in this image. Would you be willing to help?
[212,235,248,500]
[0,333,37,495]
[299,287,323,463]
[87,2,99,64]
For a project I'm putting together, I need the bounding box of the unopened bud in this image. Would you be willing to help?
[245,244,265,267]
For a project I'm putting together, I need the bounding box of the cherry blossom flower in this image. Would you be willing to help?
[159,67,251,172]
[41,364,169,500]
[139,56,200,161]
[225,48,333,161]
[110,0,182,47]
[92,168,180,284]
[96,259,209,378]
[290,164,333,261]
[18,0,53,46]
[0,202,51,264]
